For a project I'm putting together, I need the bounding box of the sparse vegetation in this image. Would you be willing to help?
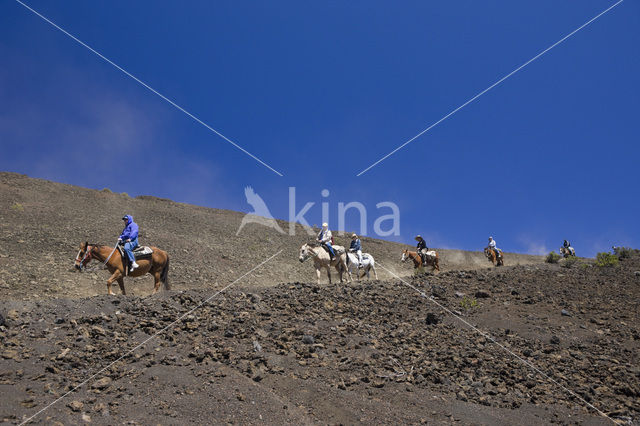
[101,188,112,193]
[460,296,478,311]
[563,256,579,268]
[595,252,619,268]
[121,192,129,197]
[613,246,639,260]
[10,202,24,212]
[546,251,561,264]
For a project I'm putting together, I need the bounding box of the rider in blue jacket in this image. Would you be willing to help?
[349,234,363,268]
[119,215,140,271]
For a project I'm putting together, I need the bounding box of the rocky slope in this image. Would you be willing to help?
[1,257,639,424]
[1,172,638,425]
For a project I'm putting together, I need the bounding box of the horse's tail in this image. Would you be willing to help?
[161,255,171,290]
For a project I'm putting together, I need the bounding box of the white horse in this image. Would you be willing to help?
[298,243,352,285]
[346,252,378,281]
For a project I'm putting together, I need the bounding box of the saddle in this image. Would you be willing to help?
[348,252,369,266]
[420,250,435,263]
[117,245,153,275]
[117,245,153,259]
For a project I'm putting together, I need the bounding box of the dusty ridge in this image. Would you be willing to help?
[0,172,543,299]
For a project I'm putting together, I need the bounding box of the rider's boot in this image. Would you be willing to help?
[131,261,140,271]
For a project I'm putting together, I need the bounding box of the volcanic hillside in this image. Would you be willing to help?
[1,249,639,424]
[0,172,543,299]
[0,172,639,425]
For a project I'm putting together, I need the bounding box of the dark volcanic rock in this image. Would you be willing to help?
[425,313,440,325]
[475,290,491,298]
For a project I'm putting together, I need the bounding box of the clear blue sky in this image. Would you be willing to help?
[1,1,638,256]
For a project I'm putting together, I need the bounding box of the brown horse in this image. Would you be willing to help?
[484,247,504,266]
[401,249,440,272]
[75,242,170,295]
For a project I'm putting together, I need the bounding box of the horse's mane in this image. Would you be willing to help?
[88,243,108,250]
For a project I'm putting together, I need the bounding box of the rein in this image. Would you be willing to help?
[77,241,119,272]
[404,251,422,266]
[300,245,319,262]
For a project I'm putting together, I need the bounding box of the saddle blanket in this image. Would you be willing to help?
[425,251,436,257]
[132,246,153,258]
[118,245,153,260]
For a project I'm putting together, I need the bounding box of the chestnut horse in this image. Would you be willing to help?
[401,249,440,272]
[75,242,170,295]
[484,247,504,266]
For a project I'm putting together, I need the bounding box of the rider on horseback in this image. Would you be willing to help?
[350,233,363,268]
[563,239,575,256]
[415,235,429,265]
[488,236,502,257]
[119,215,140,271]
[317,223,335,260]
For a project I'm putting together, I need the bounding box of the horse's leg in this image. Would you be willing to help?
[152,270,162,294]
[117,277,126,295]
[372,265,378,280]
[326,266,332,285]
[344,259,352,283]
[106,270,121,295]
[316,267,322,285]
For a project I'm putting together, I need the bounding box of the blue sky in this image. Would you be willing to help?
[1,0,638,256]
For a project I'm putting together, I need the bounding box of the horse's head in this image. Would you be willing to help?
[483,247,493,260]
[75,241,93,270]
[299,243,312,262]
[401,250,408,262]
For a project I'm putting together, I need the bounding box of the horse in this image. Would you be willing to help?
[346,252,378,281]
[401,249,440,272]
[484,247,504,266]
[560,246,576,258]
[75,241,170,295]
[298,243,352,285]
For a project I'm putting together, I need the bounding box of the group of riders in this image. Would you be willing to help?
[116,217,576,273]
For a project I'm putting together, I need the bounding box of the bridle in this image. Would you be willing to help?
[299,244,321,262]
[76,245,93,268]
[75,242,119,271]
